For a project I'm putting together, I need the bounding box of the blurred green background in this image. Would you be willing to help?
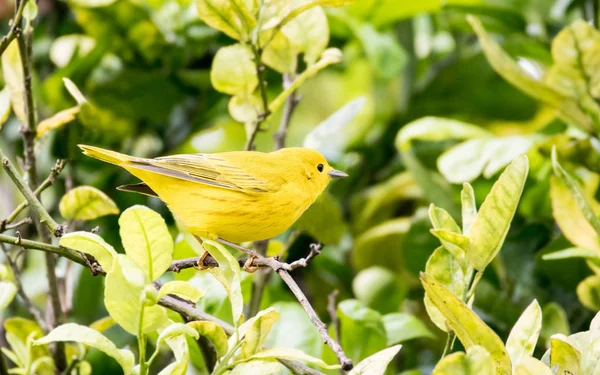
[1,0,599,373]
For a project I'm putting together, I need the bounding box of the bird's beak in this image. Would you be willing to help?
[328,169,348,178]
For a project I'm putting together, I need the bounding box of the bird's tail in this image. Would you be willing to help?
[78,144,137,165]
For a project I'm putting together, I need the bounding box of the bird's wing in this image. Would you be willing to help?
[127,154,272,193]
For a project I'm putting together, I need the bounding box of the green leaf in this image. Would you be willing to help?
[1,40,25,124]
[438,137,534,184]
[157,281,204,303]
[262,32,297,73]
[63,78,87,105]
[68,0,118,7]
[230,360,283,375]
[0,86,11,128]
[542,247,600,261]
[335,300,386,362]
[421,273,512,374]
[59,186,119,221]
[355,24,407,80]
[187,321,229,358]
[196,0,256,41]
[0,281,16,309]
[242,308,280,358]
[383,313,434,345]
[294,191,346,244]
[49,35,96,68]
[461,183,477,235]
[104,255,168,334]
[506,300,542,368]
[549,335,581,374]
[348,344,402,375]
[157,323,199,346]
[119,205,173,281]
[158,326,190,375]
[577,275,600,311]
[430,229,469,254]
[90,316,116,333]
[467,155,529,271]
[282,6,328,65]
[210,44,257,96]
[540,303,570,347]
[37,107,80,138]
[248,347,340,369]
[304,97,366,162]
[352,267,405,313]
[202,240,244,324]
[467,15,594,132]
[353,218,409,271]
[265,301,322,358]
[228,94,262,123]
[4,318,47,367]
[552,148,600,236]
[514,357,553,375]
[59,231,117,271]
[424,247,466,332]
[34,323,135,375]
[432,346,496,375]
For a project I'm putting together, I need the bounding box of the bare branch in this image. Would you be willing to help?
[327,290,344,375]
[0,0,28,57]
[244,44,271,151]
[274,73,301,150]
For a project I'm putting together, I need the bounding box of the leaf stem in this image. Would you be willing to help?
[244,44,271,151]
[138,306,147,375]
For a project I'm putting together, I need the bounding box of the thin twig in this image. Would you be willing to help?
[2,218,32,231]
[0,243,48,331]
[273,73,301,150]
[0,0,28,57]
[327,290,343,375]
[244,44,271,151]
[1,159,66,232]
[0,233,86,267]
[247,240,270,318]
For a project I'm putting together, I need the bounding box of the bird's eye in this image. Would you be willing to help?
[317,164,324,173]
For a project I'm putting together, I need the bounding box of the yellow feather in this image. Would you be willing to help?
[78,145,346,243]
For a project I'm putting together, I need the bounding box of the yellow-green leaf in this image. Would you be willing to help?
[119,205,173,281]
[210,44,257,96]
[203,240,243,324]
[63,78,87,105]
[577,275,600,311]
[104,255,168,334]
[0,281,16,309]
[34,323,135,375]
[262,31,298,73]
[282,6,328,65]
[431,229,468,253]
[37,107,79,138]
[59,186,119,221]
[59,231,117,271]
[187,321,229,358]
[549,335,581,374]
[0,86,11,127]
[157,323,199,346]
[348,344,402,375]
[467,15,594,132]
[514,357,553,375]
[424,247,466,332]
[228,94,262,123]
[467,155,528,271]
[230,360,283,375]
[506,300,542,368]
[421,273,512,374]
[1,41,25,124]
[552,147,600,237]
[248,347,340,369]
[432,346,495,375]
[89,316,115,333]
[157,281,204,303]
[242,308,280,358]
[196,0,256,41]
[461,183,477,235]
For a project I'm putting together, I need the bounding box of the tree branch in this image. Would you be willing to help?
[273,73,300,150]
[244,44,271,151]
[0,0,28,57]
[327,290,344,375]
[247,240,271,318]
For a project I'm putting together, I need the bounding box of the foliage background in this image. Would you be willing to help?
[0,0,599,373]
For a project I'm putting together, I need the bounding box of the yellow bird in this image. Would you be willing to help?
[79,145,347,265]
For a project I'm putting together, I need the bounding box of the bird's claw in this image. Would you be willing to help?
[194,251,210,271]
[243,255,259,273]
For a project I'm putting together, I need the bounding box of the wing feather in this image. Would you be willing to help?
[126,154,272,193]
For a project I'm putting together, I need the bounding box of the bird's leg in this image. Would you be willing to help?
[243,255,259,273]
[193,236,210,270]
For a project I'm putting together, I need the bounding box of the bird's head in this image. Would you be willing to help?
[276,147,348,193]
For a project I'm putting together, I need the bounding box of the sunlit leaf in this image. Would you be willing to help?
[157,281,204,303]
[282,6,328,65]
[210,44,257,96]
[49,34,96,68]
[59,186,119,221]
[1,41,25,124]
[506,300,542,368]
[37,107,80,138]
[196,0,256,40]
[104,255,168,334]
[467,15,594,132]
[119,205,173,281]
[262,31,297,73]
[90,316,116,333]
[0,281,16,309]
[230,360,283,375]
[59,231,117,271]
[549,334,581,374]
[228,94,262,123]
[4,318,47,367]
[156,323,199,346]
[242,308,280,358]
[577,275,600,311]
[461,183,477,235]
[540,303,570,348]
[63,78,87,105]
[542,247,600,261]
[514,356,553,375]
[467,155,529,271]
[203,240,244,324]
[248,347,340,369]
[348,344,402,375]
[432,346,496,375]
[187,321,229,358]
[68,0,118,7]
[34,323,135,375]
[0,86,11,127]
[421,273,512,374]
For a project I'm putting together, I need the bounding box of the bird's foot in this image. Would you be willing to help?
[243,255,259,273]
[194,251,210,271]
